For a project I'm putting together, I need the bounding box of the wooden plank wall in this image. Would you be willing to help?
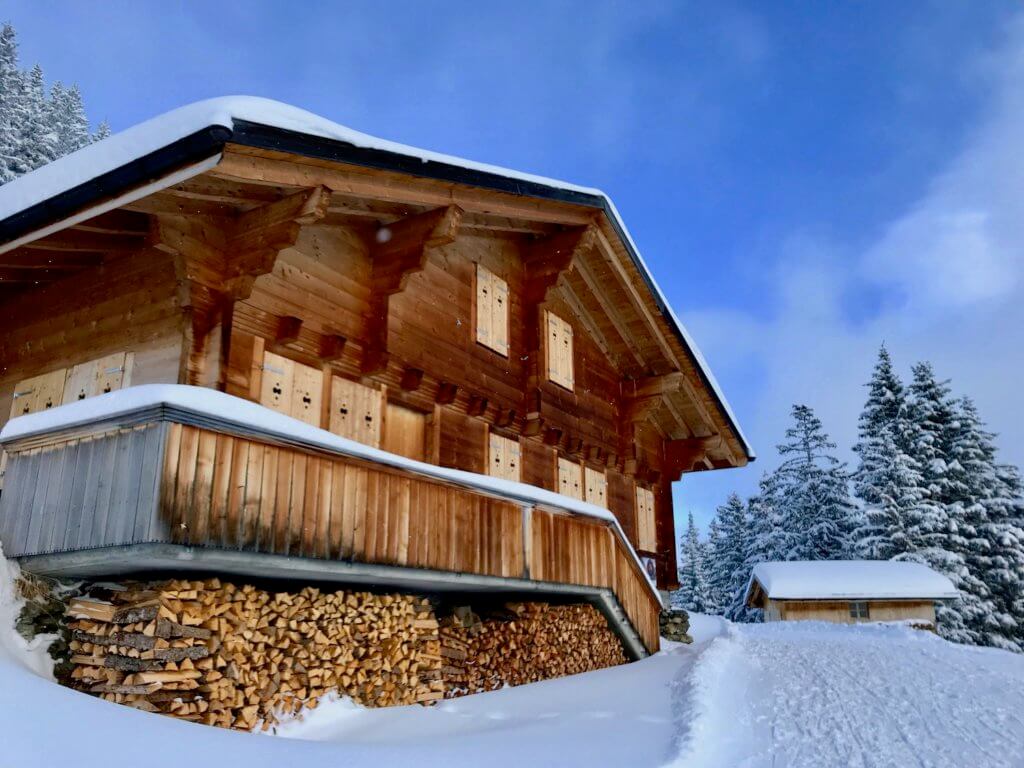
[0,250,183,429]
[0,424,168,556]
[159,425,524,578]
[774,599,937,626]
[529,509,660,652]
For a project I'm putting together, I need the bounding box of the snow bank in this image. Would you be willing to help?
[0,543,56,678]
[748,559,958,601]
[0,384,660,601]
[0,96,754,461]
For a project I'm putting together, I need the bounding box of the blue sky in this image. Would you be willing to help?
[7,2,1024,533]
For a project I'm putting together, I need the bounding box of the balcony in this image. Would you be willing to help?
[0,385,661,656]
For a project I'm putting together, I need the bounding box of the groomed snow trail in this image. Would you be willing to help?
[671,621,1024,768]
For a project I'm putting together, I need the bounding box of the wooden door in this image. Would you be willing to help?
[383,403,427,461]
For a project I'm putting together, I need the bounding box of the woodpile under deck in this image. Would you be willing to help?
[0,387,662,658]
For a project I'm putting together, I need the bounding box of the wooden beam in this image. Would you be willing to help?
[435,381,458,405]
[21,229,146,252]
[664,436,723,480]
[273,315,303,346]
[574,258,647,368]
[317,333,347,363]
[0,251,105,270]
[400,367,424,391]
[362,205,463,375]
[558,280,621,371]
[212,148,595,227]
[466,394,488,418]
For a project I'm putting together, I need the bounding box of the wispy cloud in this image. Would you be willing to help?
[680,13,1024,526]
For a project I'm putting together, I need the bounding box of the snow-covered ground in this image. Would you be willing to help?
[2,547,1023,768]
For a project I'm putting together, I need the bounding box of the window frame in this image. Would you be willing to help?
[849,600,870,620]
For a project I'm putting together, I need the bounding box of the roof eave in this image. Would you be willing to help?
[0,118,755,462]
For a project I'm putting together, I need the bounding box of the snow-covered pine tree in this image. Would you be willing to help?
[49,82,91,156]
[903,363,991,646]
[0,22,104,184]
[674,512,711,613]
[853,345,912,504]
[0,23,26,182]
[769,404,858,561]
[704,513,726,614]
[93,120,111,141]
[854,424,926,560]
[18,64,58,172]
[946,396,1024,651]
[705,493,751,618]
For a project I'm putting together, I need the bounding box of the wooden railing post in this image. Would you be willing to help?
[522,505,533,580]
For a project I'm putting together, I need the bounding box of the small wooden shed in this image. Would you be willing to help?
[745,560,958,630]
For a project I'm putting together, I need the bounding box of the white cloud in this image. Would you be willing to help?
[678,15,1024,528]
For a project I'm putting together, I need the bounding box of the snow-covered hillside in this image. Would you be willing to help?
[2,552,1023,767]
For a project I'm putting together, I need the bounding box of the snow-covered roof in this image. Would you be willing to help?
[747,560,958,602]
[0,384,660,602]
[0,96,753,462]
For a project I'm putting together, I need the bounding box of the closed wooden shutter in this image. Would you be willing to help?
[557,457,583,500]
[10,368,68,418]
[259,352,323,427]
[290,362,324,428]
[544,310,574,390]
[635,486,656,552]
[329,375,382,447]
[584,466,608,508]
[259,351,295,417]
[382,403,427,461]
[488,432,521,482]
[62,352,134,404]
[475,263,509,356]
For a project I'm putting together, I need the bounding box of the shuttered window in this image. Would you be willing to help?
[635,486,657,552]
[475,263,509,356]
[557,457,584,500]
[259,351,324,428]
[329,375,382,447]
[488,432,521,482]
[544,310,574,391]
[584,466,608,508]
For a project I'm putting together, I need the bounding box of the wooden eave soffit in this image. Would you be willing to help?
[664,435,726,480]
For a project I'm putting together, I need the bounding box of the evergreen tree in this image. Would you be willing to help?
[0,22,103,184]
[903,363,990,646]
[18,64,57,171]
[0,23,25,182]
[769,404,858,560]
[853,345,912,505]
[705,494,751,618]
[93,120,110,141]
[946,397,1024,651]
[675,512,711,613]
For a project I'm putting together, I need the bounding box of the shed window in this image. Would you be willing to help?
[849,601,870,620]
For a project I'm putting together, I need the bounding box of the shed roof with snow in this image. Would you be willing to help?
[745,560,958,604]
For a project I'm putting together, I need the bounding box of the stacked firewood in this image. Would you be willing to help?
[66,578,443,730]
[440,602,626,696]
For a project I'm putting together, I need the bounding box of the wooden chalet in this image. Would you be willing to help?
[0,98,753,658]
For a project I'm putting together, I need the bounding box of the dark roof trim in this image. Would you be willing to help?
[0,119,753,461]
[0,126,232,245]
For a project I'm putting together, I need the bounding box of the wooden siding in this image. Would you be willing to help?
[0,417,660,653]
[770,599,937,627]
